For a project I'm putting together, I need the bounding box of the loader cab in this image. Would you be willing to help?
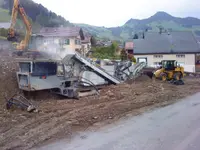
[161,60,178,71]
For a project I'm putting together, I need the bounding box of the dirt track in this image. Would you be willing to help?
[0,53,200,150]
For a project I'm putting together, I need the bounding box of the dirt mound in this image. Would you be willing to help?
[1,73,200,150]
[23,90,62,101]
[136,74,153,81]
[0,55,19,106]
[125,74,152,84]
[0,50,200,149]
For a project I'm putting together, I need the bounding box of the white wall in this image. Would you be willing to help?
[82,43,91,55]
[135,54,196,72]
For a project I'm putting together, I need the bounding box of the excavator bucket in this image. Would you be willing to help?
[7,36,18,42]
[7,32,20,42]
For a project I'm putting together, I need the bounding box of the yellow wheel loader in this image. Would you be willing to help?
[153,60,184,85]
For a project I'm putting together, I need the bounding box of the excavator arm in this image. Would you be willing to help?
[7,0,32,51]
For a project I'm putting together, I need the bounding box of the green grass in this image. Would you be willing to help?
[0,8,11,22]
[0,36,6,40]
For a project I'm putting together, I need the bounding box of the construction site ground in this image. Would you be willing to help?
[1,48,200,150]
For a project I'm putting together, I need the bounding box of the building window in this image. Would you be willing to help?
[177,62,185,66]
[59,39,63,45]
[154,62,161,66]
[75,39,80,45]
[43,39,48,44]
[154,55,163,58]
[49,39,53,43]
[176,54,185,58]
[65,39,70,45]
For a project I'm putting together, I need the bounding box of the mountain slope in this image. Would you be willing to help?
[77,12,200,41]
[0,0,200,41]
[0,0,73,32]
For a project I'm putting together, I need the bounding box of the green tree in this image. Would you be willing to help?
[0,28,8,37]
[90,36,97,46]
[120,48,127,61]
[92,42,119,60]
[128,54,136,63]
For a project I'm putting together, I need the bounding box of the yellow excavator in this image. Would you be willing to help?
[7,0,32,51]
[153,60,185,85]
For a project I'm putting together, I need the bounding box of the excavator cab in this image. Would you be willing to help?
[154,60,184,85]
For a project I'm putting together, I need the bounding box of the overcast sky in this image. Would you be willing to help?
[32,0,200,27]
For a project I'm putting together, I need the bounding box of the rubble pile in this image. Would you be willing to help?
[0,52,200,149]
[0,56,19,106]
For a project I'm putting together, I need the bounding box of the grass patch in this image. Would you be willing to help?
[0,36,6,40]
[0,8,10,22]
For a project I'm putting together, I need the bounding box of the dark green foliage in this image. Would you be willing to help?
[2,0,72,27]
[0,28,24,42]
[120,48,127,61]
[90,36,97,46]
[92,42,119,59]
[0,28,8,37]
[127,54,136,62]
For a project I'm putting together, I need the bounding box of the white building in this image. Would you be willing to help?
[34,27,91,56]
[133,31,200,72]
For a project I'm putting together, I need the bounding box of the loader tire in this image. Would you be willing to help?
[173,72,182,81]
[161,73,167,81]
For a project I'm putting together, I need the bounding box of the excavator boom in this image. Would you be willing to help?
[7,0,32,51]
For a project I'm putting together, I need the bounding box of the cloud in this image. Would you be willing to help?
[32,0,200,27]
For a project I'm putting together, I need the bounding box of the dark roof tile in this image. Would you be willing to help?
[133,31,200,54]
[38,27,81,37]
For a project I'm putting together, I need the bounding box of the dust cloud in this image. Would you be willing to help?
[32,40,75,60]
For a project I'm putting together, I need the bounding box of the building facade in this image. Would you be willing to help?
[34,27,91,56]
[135,54,196,72]
[133,31,200,72]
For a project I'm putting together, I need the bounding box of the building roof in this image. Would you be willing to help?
[133,31,200,54]
[37,27,81,37]
[0,22,11,29]
[195,36,200,42]
[37,27,91,44]
[81,31,91,43]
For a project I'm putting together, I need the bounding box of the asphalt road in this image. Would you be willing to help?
[38,93,200,150]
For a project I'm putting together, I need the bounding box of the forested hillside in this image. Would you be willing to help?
[0,0,200,40]
[77,12,200,40]
[0,0,73,32]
